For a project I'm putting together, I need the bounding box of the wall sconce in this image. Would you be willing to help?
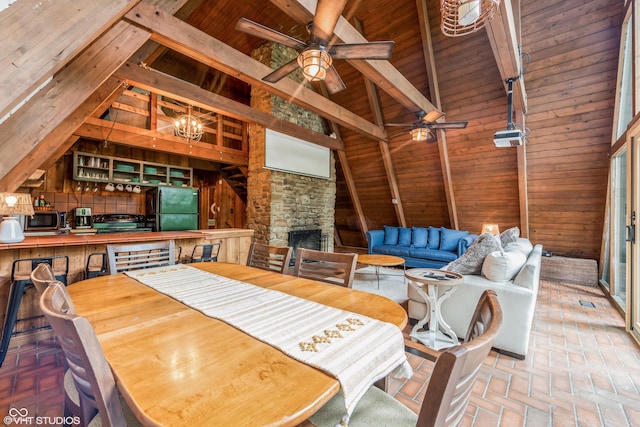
[481,223,500,235]
[297,46,332,81]
[0,193,35,243]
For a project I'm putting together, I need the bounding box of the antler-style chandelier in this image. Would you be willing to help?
[174,105,204,142]
[440,0,500,37]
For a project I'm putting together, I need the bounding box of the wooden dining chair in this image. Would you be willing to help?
[40,281,141,427]
[106,240,176,274]
[308,290,503,427]
[293,248,358,288]
[246,242,293,273]
[30,263,81,420]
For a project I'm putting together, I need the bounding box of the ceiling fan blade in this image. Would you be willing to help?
[383,123,412,127]
[311,0,347,44]
[235,18,307,50]
[262,58,300,83]
[329,42,395,60]
[324,65,346,95]
[428,121,468,129]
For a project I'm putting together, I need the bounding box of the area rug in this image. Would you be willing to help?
[351,266,408,303]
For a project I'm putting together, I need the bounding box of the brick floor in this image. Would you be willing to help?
[389,280,640,426]
[1,279,639,426]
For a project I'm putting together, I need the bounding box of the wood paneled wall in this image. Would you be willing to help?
[522,0,623,259]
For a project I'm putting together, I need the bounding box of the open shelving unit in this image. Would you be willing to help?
[73,152,192,188]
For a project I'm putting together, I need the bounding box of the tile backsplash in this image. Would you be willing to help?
[36,191,145,217]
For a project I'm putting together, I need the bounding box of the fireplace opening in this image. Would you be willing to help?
[288,229,322,265]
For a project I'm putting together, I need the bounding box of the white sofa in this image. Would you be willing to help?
[408,239,542,359]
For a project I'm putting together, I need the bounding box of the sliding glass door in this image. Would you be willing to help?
[610,146,628,310]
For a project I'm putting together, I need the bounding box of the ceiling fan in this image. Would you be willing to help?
[384,111,468,141]
[235,0,395,94]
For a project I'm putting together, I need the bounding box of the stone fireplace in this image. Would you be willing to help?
[246,42,336,253]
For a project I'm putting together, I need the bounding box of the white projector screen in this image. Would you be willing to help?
[264,129,331,179]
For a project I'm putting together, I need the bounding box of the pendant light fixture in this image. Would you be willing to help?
[441,0,500,37]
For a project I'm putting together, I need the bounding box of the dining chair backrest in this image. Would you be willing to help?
[293,248,357,288]
[416,289,503,427]
[106,240,176,274]
[246,242,293,274]
[40,282,128,427]
[188,243,221,263]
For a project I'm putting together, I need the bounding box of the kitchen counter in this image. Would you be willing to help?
[0,229,253,250]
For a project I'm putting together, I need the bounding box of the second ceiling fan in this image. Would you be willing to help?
[385,111,468,141]
[235,0,395,94]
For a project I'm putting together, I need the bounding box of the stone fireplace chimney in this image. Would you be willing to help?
[246,42,336,253]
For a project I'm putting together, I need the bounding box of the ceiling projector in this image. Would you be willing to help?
[493,129,524,147]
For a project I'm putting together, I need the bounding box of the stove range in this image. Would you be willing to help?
[92,214,153,234]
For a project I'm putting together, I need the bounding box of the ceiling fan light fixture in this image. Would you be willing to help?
[298,46,332,81]
[411,127,433,141]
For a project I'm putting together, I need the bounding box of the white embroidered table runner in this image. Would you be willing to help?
[125,265,412,424]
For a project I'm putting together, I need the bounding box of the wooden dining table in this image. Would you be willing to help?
[67,262,408,426]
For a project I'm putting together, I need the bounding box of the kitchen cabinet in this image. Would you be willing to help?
[73,152,192,187]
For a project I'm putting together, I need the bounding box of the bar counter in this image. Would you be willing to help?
[0,228,253,346]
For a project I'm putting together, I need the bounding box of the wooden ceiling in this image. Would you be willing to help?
[0,0,625,260]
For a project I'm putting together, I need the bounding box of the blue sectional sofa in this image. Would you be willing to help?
[366,226,477,268]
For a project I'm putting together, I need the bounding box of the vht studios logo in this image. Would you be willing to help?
[4,407,80,425]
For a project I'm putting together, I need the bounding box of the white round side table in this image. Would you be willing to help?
[405,268,464,350]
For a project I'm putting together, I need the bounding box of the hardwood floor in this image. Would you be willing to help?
[1,279,639,426]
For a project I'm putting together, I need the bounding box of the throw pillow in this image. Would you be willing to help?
[398,227,412,246]
[439,227,470,252]
[383,226,399,245]
[427,226,440,249]
[499,227,520,246]
[504,238,533,257]
[481,249,527,282]
[411,227,428,248]
[443,232,502,275]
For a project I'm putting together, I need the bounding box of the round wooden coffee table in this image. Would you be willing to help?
[357,254,405,288]
[405,268,463,350]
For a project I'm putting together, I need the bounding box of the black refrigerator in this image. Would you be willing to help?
[146,186,199,231]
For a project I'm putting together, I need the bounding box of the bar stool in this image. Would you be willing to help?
[187,243,221,263]
[84,252,109,279]
[0,256,69,367]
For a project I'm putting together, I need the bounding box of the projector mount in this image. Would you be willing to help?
[494,76,525,147]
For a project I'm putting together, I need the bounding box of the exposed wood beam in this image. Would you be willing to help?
[114,62,344,151]
[486,0,527,113]
[75,118,248,166]
[0,0,191,186]
[416,0,458,229]
[354,18,406,228]
[486,0,529,237]
[0,0,139,120]
[270,0,444,123]
[124,1,387,142]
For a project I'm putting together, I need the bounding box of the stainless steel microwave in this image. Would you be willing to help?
[22,211,60,231]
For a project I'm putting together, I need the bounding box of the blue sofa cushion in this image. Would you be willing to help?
[411,227,428,248]
[427,226,440,249]
[398,227,412,246]
[373,245,414,258]
[408,248,457,263]
[383,226,399,245]
[440,227,470,252]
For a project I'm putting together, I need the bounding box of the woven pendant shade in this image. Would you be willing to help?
[441,0,500,37]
